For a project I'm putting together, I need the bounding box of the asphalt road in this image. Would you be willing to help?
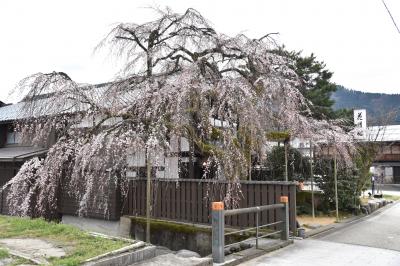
[318,201,400,251]
[240,202,400,266]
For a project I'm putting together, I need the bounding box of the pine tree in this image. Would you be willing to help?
[275,47,350,122]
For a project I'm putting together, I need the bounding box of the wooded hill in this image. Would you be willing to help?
[332,85,400,125]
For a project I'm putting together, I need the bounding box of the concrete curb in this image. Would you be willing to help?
[84,241,146,264]
[84,246,156,266]
[216,240,293,266]
[8,249,47,265]
[197,259,213,266]
[304,224,336,238]
[191,257,213,266]
[178,257,213,266]
[130,253,213,266]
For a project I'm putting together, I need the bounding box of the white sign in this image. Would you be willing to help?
[354,109,367,139]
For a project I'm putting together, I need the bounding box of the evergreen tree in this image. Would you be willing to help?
[313,158,360,212]
[275,47,351,122]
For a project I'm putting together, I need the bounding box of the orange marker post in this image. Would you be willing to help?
[212,201,225,263]
[212,201,224,211]
[280,196,289,240]
[280,196,288,203]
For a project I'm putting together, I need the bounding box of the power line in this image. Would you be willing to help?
[381,0,400,34]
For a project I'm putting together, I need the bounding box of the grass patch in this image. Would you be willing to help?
[383,194,400,201]
[360,194,400,203]
[0,215,128,266]
[0,248,9,259]
[10,257,31,266]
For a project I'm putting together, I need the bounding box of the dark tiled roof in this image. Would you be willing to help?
[0,146,47,161]
[0,83,112,123]
[0,102,24,122]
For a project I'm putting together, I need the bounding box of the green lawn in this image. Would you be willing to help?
[0,215,128,266]
[0,247,9,259]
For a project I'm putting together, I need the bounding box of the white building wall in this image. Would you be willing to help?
[125,135,190,180]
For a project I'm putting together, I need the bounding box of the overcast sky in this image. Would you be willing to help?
[1,0,399,102]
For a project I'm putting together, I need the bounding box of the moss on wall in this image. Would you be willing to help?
[130,216,211,235]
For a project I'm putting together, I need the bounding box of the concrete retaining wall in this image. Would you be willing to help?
[129,217,212,257]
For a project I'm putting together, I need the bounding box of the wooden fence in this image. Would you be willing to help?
[59,185,121,221]
[123,179,297,233]
[0,183,121,220]
[1,178,297,232]
[0,187,10,215]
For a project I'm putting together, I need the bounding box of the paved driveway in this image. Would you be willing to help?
[240,202,400,266]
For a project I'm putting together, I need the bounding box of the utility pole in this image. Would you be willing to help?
[248,128,252,181]
[310,140,315,219]
[249,148,252,181]
[146,151,152,243]
[333,148,339,222]
[284,140,288,182]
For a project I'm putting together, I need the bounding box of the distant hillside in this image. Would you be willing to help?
[332,86,400,126]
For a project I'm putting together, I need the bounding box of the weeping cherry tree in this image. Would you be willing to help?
[5,8,353,220]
